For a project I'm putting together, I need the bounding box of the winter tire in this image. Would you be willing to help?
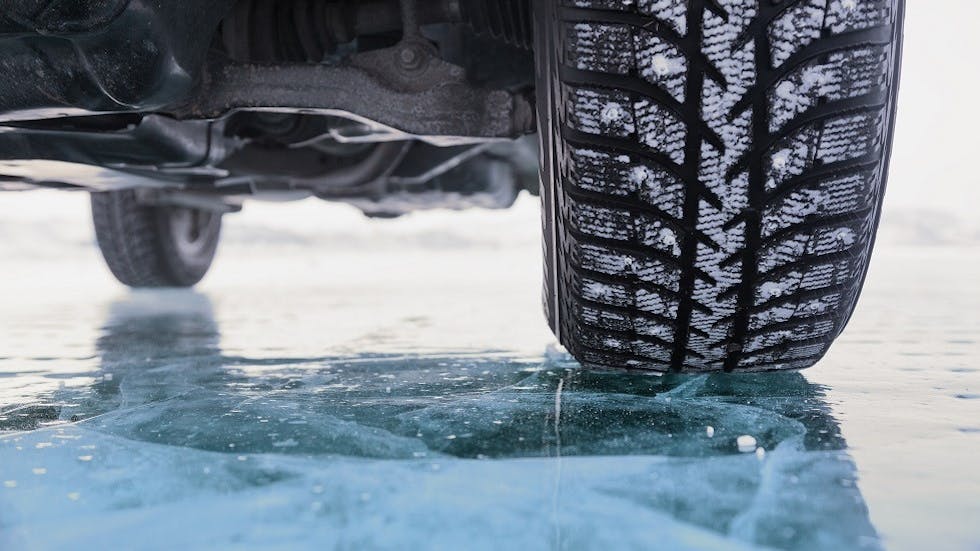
[535,0,905,372]
[91,190,222,287]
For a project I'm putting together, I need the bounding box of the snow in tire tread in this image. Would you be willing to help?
[552,0,901,371]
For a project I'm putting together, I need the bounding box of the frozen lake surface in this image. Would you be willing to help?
[0,193,978,550]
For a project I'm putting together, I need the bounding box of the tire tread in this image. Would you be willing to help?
[547,0,903,372]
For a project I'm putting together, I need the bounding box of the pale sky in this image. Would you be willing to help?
[885,0,980,215]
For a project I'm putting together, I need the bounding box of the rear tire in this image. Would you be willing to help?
[535,0,904,372]
[91,190,222,287]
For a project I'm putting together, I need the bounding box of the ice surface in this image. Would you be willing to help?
[1,192,979,550]
[0,283,884,550]
[1,344,878,550]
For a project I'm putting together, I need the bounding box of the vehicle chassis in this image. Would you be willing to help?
[0,0,537,211]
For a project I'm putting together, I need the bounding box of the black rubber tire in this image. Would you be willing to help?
[535,0,904,372]
[90,190,222,287]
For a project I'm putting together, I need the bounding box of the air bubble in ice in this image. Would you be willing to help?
[736,434,757,453]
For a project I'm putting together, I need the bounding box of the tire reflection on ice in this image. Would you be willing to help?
[0,291,880,550]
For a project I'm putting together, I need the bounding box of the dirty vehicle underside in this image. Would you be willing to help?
[0,0,538,214]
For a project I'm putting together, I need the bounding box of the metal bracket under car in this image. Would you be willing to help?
[0,0,536,201]
[180,40,534,145]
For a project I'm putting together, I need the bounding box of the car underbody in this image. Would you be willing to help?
[0,0,538,215]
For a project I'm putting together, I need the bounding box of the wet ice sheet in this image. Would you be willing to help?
[0,291,876,550]
[0,365,875,550]
[1,193,979,550]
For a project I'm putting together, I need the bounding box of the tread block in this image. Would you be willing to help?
[577,277,634,308]
[637,288,680,318]
[569,201,635,241]
[750,292,843,331]
[744,318,837,354]
[752,264,848,305]
[568,201,683,257]
[564,0,689,36]
[564,22,635,75]
[765,126,821,192]
[757,221,864,274]
[635,99,688,163]
[566,87,636,138]
[769,46,890,133]
[769,1,827,69]
[635,31,689,102]
[575,242,683,290]
[825,0,892,35]
[578,303,635,332]
[817,112,885,163]
[567,147,686,219]
[564,23,689,102]
[770,0,893,68]
[740,342,826,367]
[761,170,875,239]
[766,111,883,192]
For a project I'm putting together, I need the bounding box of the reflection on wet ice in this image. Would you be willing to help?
[0,291,880,550]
